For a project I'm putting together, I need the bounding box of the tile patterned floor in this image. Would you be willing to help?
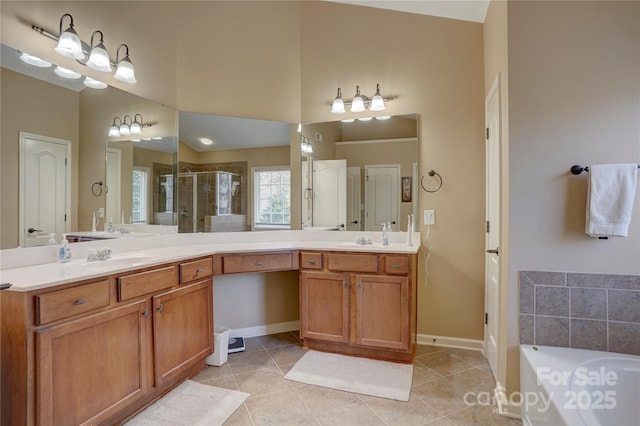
[191,332,522,426]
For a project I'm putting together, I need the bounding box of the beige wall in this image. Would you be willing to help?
[299,2,486,340]
[0,68,79,248]
[504,0,640,404]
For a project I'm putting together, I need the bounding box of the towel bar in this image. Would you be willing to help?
[571,164,640,175]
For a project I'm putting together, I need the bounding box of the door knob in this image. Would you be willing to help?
[27,227,43,234]
[349,220,358,224]
[486,247,499,255]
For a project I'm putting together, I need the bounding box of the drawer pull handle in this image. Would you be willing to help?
[342,280,347,288]
[196,268,205,273]
[307,259,316,264]
[74,299,86,305]
[157,304,164,313]
[142,309,150,318]
[255,262,264,266]
[356,282,361,289]
[391,264,401,268]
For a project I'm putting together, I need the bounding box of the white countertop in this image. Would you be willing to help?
[0,231,420,292]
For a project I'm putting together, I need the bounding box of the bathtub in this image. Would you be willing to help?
[520,345,640,426]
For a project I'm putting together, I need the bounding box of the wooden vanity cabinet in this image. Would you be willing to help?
[1,256,214,426]
[299,251,417,363]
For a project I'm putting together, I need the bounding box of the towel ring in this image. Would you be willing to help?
[91,181,103,197]
[420,170,443,193]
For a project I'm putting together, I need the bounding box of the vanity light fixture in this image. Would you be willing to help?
[330,83,393,114]
[114,44,137,84]
[54,65,82,79]
[86,31,112,72]
[54,13,84,60]
[83,76,107,89]
[108,117,122,137]
[331,88,346,114]
[130,114,143,135]
[32,14,138,83]
[119,115,132,136]
[350,86,366,113]
[19,52,51,68]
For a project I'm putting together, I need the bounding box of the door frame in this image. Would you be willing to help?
[18,132,71,247]
[106,147,122,226]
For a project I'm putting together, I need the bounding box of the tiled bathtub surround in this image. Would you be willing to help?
[519,271,640,355]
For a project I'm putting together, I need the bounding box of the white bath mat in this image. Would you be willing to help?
[284,350,413,401]
[124,380,248,426]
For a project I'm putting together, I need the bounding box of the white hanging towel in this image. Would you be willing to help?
[586,164,638,237]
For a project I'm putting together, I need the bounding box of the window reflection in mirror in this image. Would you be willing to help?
[300,115,418,233]
[178,112,293,233]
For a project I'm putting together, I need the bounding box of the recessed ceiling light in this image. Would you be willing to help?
[19,52,52,68]
[54,65,82,79]
[200,137,213,145]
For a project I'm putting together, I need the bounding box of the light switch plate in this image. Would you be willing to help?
[424,209,435,225]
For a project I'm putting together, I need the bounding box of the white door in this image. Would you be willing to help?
[312,159,346,229]
[346,167,361,231]
[485,75,501,379]
[19,133,70,247]
[106,148,122,226]
[364,165,400,231]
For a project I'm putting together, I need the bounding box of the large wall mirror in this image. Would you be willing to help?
[177,112,293,233]
[0,44,178,249]
[300,115,418,232]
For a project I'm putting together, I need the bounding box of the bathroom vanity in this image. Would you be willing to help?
[0,231,418,425]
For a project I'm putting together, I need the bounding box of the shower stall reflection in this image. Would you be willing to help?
[178,171,246,232]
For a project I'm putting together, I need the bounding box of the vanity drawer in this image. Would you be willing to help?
[385,256,409,275]
[327,253,379,273]
[221,252,294,274]
[180,257,213,283]
[36,279,110,325]
[301,252,323,270]
[118,266,178,301]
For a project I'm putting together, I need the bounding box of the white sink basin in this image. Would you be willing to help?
[83,255,156,268]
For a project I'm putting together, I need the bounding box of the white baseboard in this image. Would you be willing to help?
[229,320,300,338]
[417,334,484,352]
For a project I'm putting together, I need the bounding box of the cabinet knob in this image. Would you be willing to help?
[356,282,361,289]
[74,299,86,305]
[157,304,164,313]
[141,309,150,318]
[255,262,264,266]
[196,268,204,274]
[307,259,315,264]
[342,281,347,288]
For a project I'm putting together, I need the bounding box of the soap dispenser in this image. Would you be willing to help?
[59,234,71,263]
[107,217,114,233]
[382,223,389,247]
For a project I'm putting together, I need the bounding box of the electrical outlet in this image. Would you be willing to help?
[315,132,323,142]
[98,207,105,218]
[424,209,435,225]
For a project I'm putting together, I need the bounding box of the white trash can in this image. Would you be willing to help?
[205,326,231,366]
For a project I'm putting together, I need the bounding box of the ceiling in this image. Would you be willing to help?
[179,112,291,152]
[326,0,490,23]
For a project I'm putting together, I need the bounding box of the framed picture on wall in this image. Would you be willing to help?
[402,177,412,202]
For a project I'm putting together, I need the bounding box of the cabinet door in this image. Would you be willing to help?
[300,271,349,343]
[36,301,149,426]
[153,279,213,385]
[355,274,409,350]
